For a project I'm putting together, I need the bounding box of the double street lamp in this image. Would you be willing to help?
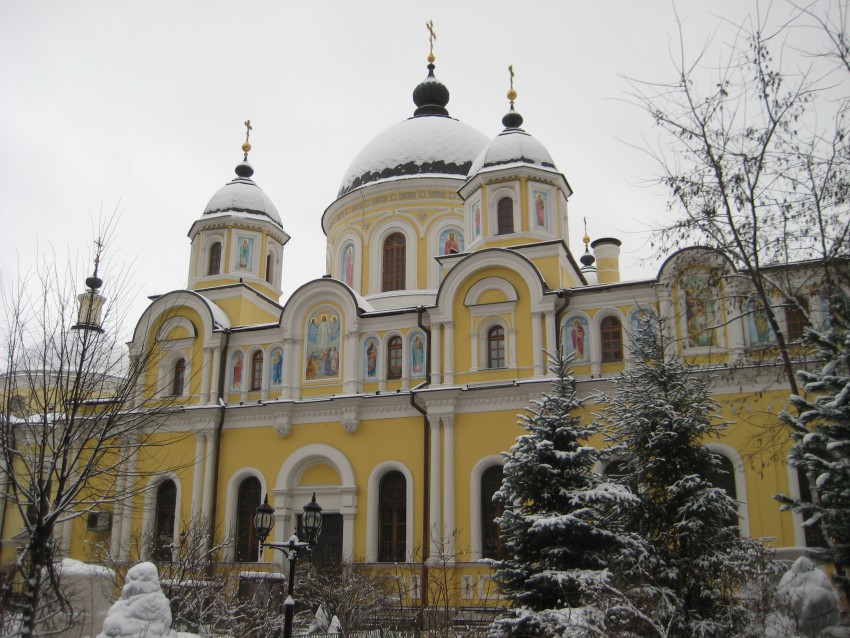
[254,493,323,638]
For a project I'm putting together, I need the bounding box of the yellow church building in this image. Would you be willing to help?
[1,47,826,612]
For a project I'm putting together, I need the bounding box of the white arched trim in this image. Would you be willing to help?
[464,277,518,307]
[469,456,504,561]
[366,461,415,562]
[705,443,750,537]
[272,444,357,562]
[223,468,268,561]
[382,331,405,383]
[475,316,512,371]
[157,316,197,341]
[593,308,627,365]
[158,346,192,398]
[246,345,266,392]
[488,184,520,236]
[199,232,226,278]
[141,472,183,561]
[265,241,283,288]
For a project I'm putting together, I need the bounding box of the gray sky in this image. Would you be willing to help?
[1,0,832,335]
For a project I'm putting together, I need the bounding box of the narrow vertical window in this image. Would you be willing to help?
[601,316,624,362]
[487,326,505,369]
[154,480,177,561]
[235,477,261,562]
[387,336,403,380]
[171,358,185,396]
[497,198,514,235]
[705,453,740,531]
[382,233,406,291]
[482,465,505,559]
[251,351,263,391]
[208,242,222,276]
[378,471,406,562]
[786,297,809,342]
[265,253,273,284]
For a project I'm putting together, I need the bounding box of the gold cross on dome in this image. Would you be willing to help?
[244,120,252,144]
[509,65,515,91]
[427,20,436,61]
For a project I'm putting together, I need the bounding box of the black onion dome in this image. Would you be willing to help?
[413,63,450,116]
[501,106,524,129]
[203,161,282,227]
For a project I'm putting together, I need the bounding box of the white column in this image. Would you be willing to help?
[430,323,442,386]
[444,322,455,386]
[110,452,127,557]
[209,347,220,405]
[442,415,456,561]
[544,311,556,362]
[343,330,359,394]
[284,338,300,400]
[470,331,479,372]
[532,312,544,376]
[200,347,211,404]
[119,444,137,560]
[201,432,217,524]
[428,415,442,560]
[190,433,205,524]
[508,328,518,369]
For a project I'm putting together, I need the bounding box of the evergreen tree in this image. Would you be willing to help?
[595,318,762,637]
[490,350,640,638]
[777,293,850,603]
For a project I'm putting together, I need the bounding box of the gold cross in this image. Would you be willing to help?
[509,65,515,91]
[427,20,436,60]
[244,120,252,144]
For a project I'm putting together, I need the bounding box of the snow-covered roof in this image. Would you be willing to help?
[203,162,283,227]
[337,115,488,197]
[467,126,558,180]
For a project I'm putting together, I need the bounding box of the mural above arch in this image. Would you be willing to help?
[409,331,426,378]
[231,351,244,391]
[364,336,379,380]
[682,273,719,348]
[563,316,589,363]
[340,242,356,288]
[305,309,342,380]
[439,228,463,256]
[269,346,284,387]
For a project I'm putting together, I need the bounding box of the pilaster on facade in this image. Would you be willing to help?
[441,414,456,563]
[532,312,544,376]
[444,321,455,386]
[428,414,442,559]
[430,322,442,385]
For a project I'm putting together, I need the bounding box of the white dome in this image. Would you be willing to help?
[467,126,558,180]
[338,116,488,197]
[203,163,283,227]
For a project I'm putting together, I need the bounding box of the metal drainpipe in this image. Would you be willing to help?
[409,306,431,619]
[206,328,231,570]
[554,289,571,353]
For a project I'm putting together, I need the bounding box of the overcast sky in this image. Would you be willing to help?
[1,0,835,336]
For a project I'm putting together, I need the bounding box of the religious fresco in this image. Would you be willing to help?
[341,242,356,288]
[745,298,774,345]
[471,198,482,239]
[532,190,548,228]
[269,347,284,387]
[364,337,379,380]
[683,274,719,348]
[628,307,658,339]
[563,316,589,363]
[409,331,426,378]
[231,351,244,391]
[305,309,341,380]
[235,235,254,271]
[439,228,463,255]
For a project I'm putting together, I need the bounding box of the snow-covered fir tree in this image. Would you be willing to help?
[777,293,850,604]
[595,317,764,637]
[490,350,640,638]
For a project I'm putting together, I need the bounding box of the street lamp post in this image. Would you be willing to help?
[254,492,323,638]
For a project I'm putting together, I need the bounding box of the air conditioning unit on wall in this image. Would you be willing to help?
[86,511,112,532]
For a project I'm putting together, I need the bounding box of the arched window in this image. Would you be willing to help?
[265,253,273,284]
[387,336,403,380]
[251,351,263,391]
[497,198,514,235]
[487,326,506,369]
[378,471,406,562]
[382,233,406,292]
[171,358,185,396]
[601,316,624,362]
[208,242,222,276]
[153,480,177,561]
[481,465,505,559]
[234,477,261,562]
[705,454,740,530]
[786,297,809,342]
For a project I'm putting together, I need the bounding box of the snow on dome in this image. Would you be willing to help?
[338,116,488,197]
[203,165,283,227]
[467,127,558,180]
